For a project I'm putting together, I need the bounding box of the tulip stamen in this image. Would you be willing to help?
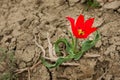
[78,29,84,35]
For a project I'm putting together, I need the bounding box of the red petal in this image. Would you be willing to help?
[84,27,97,38]
[75,14,84,30]
[89,27,97,33]
[66,17,75,27]
[66,16,78,38]
[85,18,94,29]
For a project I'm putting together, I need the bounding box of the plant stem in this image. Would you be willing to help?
[74,38,78,53]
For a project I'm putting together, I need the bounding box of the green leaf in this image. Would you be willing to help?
[41,54,74,68]
[54,38,73,55]
[68,31,74,46]
[74,31,100,60]
[67,31,78,53]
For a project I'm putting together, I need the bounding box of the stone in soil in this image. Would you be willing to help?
[68,0,79,6]
[95,40,102,48]
[104,45,116,55]
[103,1,120,9]
[94,18,104,27]
[117,8,120,13]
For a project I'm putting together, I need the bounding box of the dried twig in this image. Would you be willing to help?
[84,54,100,58]
[15,67,29,74]
[97,69,108,80]
[15,61,41,74]
[28,68,31,80]
[34,36,45,57]
[47,33,56,58]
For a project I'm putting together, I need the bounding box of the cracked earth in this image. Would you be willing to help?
[0,0,120,80]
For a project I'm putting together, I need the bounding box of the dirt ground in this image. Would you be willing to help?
[0,0,120,80]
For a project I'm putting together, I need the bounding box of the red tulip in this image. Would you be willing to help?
[66,14,97,38]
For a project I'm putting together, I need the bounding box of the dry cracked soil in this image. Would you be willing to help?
[0,0,120,80]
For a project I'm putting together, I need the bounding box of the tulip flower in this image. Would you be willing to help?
[66,14,97,38]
